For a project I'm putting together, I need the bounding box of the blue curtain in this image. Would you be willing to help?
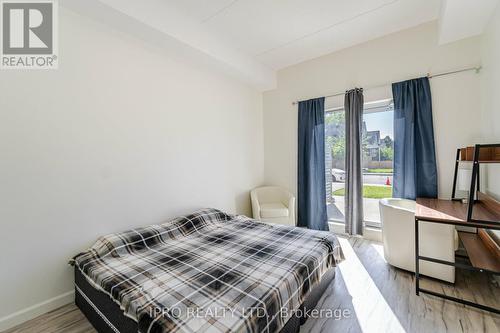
[392,77,438,199]
[297,97,328,230]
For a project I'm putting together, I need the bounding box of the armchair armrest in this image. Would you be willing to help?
[287,194,296,226]
[250,190,261,219]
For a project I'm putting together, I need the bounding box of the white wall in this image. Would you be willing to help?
[481,2,500,197]
[263,21,482,200]
[480,3,500,242]
[0,8,264,329]
[480,1,500,147]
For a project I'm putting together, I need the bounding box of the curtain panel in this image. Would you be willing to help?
[344,89,364,236]
[392,77,438,199]
[297,97,329,231]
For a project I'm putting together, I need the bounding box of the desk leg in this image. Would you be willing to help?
[415,218,419,296]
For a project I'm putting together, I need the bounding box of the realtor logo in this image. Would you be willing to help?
[1,0,58,69]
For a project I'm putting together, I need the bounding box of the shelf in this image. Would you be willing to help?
[473,192,500,223]
[458,232,500,273]
[459,145,500,162]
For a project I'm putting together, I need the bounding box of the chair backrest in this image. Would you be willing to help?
[251,186,290,204]
[380,198,416,212]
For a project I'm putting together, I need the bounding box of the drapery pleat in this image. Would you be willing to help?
[297,97,328,231]
[392,77,438,199]
[344,89,364,236]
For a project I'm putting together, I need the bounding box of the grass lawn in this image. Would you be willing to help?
[332,185,392,199]
[366,168,393,174]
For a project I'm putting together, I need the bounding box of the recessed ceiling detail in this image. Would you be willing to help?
[168,0,442,69]
[62,0,498,91]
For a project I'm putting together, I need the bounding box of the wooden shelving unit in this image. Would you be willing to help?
[451,143,500,221]
[415,143,500,314]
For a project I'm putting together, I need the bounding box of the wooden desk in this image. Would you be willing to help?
[416,197,500,227]
[414,197,500,314]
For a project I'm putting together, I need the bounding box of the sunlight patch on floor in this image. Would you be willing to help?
[337,237,404,333]
[370,241,386,262]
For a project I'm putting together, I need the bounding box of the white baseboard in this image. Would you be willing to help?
[0,290,74,332]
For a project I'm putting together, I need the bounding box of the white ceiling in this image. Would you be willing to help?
[439,0,499,45]
[62,0,499,91]
[169,0,442,69]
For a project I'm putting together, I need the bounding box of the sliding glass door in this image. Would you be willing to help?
[361,100,394,227]
[325,99,393,227]
[325,109,346,222]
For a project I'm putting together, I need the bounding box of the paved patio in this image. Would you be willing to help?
[328,173,391,224]
[327,196,381,223]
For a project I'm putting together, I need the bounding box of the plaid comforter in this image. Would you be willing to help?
[72,209,344,333]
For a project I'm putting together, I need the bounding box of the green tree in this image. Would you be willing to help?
[325,111,371,163]
[381,135,393,148]
[327,134,345,161]
[326,111,344,127]
[380,146,394,161]
[326,112,345,161]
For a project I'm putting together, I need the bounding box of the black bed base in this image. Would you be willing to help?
[75,267,335,333]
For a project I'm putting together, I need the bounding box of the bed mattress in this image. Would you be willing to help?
[72,209,344,333]
[75,266,336,333]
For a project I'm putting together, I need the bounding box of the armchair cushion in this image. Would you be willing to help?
[260,203,289,218]
[250,186,296,226]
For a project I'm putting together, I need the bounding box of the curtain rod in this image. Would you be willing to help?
[291,66,482,105]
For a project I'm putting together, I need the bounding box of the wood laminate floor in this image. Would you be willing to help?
[3,237,499,333]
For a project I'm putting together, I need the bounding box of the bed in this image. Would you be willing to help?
[72,208,344,333]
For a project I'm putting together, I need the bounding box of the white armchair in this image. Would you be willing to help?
[380,198,459,283]
[251,186,296,226]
